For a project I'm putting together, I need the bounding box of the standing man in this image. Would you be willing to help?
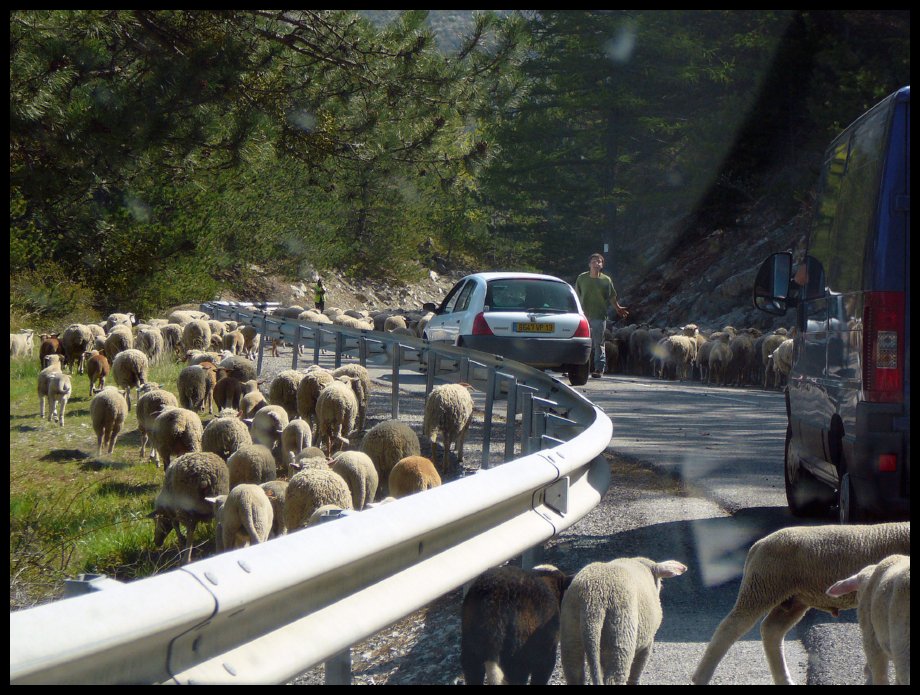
[575,253,629,378]
[314,277,327,313]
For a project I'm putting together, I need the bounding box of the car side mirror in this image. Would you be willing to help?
[753,252,793,315]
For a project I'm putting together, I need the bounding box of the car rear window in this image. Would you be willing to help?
[485,279,577,312]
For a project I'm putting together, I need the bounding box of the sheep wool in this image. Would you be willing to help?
[269,370,305,421]
[136,386,179,463]
[208,484,274,552]
[388,456,441,499]
[151,407,203,470]
[315,377,359,455]
[330,450,379,510]
[561,557,687,685]
[111,348,149,411]
[227,443,277,490]
[202,412,253,461]
[693,521,910,685]
[360,419,421,493]
[283,467,353,532]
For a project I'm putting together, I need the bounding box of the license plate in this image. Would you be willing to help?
[514,322,554,333]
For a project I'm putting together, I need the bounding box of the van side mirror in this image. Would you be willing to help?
[753,252,793,315]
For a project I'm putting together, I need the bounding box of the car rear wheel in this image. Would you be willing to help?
[567,361,590,386]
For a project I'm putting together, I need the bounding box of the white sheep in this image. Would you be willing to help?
[44,372,73,426]
[10,328,35,359]
[151,407,203,470]
[296,366,335,431]
[707,334,733,386]
[159,323,183,358]
[315,376,359,455]
[360,419,421,495]
[239,379,267,419]
[201,411,253,461]
[330,450,379,510]
[281,419,313,476]
[152,451,229,564]
[560,557,687,685]
[103,324,134,363]
[104,312,136,332]
[37,354,64,419]
[261,480,289,537]
[182,319,212,352]
[221,329,246,356]
[168,309,208,326]
[826,554,910,685]
[283,467,353,532]
[136,384,179,463]
[111,348,149,411]
[693,521,911,685]
[135,325,164,363]
[90,387,129,455]
[207,484,274,552]
[238,324,259,360]
[226,443,277,489]
[331,364,371,431]
[269,369,305,420]
[388,455,441,499]
[177,362,217,415]
[218,354,258,382]
[423,383,474,475]
[249,404,289,458]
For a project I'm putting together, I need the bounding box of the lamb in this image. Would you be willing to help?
[44,372,73,426]
[423,383,474,476]
[207,484,274,552]
[388,455,441,498]
[281,419,313,476]
[289,446,330,473]
[283,467,353,532]
[10,329,35,359]
[692,521,911,685]
[238,324,259,360]
[461,564,571,685]
[628,327,653,376]
[61,323,93,374]
[168,309,209,326]
[560,557,688,685]
[269,369,305,420]
[136,384,179,463]
[330,450,379,510]
[383,315,407,332]
[658,332,697,381]
[90,387,129,455]
[159,323,183,358]
[182,349,221,366]
[151,407,203,470]
[769,338,794,388]
[83,350,110,396]
[103,325,134,363]
[826,554,910,685]
[201,410,253,461]
[331,364,371,431]
[104,312,136,332]
[707,334,733,386]
[360,419,421,495]
[315,377,359,455]
[249,404,289,462]
[111,348,149,411]
[37,354,64,419]
[296,367,335,431]
[182,319,212,352]
[177,362,217,415]
[151,451,229,564]
[226,443,277,489]
[222,329,246,356]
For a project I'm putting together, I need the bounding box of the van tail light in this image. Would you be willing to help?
[863,291,904,403]
[877,454,898,473]
[573,316,591,338]
[471,312,494,336]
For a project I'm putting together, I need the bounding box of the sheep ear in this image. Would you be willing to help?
[653,561,688,579]
[826,571,867,598]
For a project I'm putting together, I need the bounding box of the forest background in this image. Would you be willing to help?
[10,10,910,327]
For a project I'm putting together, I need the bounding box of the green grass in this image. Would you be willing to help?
[9,356,219,609]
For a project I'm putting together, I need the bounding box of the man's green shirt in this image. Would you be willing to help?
[575,272,618,321]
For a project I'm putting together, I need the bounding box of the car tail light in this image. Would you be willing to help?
[573,316,591,338]
[471,312,494,336]
[863,292,904,403]
[878,454,898,472]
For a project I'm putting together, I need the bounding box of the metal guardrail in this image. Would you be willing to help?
[9,302,613,685]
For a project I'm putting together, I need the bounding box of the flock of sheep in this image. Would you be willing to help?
[601,322,794,389]
[461,522,909,685]
[12,308,908,685]
[15,307,474,568]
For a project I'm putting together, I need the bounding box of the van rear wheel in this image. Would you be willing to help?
[838,472,868,524]
[784,427,833,517]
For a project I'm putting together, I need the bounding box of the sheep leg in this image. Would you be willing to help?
[627,645,652,685]
[760,597,808,685]
[601,616,636,685]
[182,519,197,564]
[692,605,765,684]
[560,619,586,685]
[863,646,889,685]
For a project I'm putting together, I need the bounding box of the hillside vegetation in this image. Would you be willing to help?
[10,11,909,325]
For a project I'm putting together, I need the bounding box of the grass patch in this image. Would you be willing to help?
[9,354,219,609]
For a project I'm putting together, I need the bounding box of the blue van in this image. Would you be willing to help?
[753,86,909,523]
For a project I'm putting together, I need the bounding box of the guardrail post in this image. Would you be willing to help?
[504,380,518,462]
[292,324,303,370]
[325,648,352,685]
[391,345,402,419]
[521,390,534,455]
[425,349,436,395]
[359,335,367,367]
[313,328,322,364]
[257,314,268,375]
[481,366,496,469]
[334,332,344,369]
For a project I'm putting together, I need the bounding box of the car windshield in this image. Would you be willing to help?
[484,279,576,313]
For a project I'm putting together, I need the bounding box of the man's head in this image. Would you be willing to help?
[589,253,604,271]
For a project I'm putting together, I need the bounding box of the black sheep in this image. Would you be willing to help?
[461,564,571,685]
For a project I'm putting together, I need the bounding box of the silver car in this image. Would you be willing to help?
[423,272,592,385]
